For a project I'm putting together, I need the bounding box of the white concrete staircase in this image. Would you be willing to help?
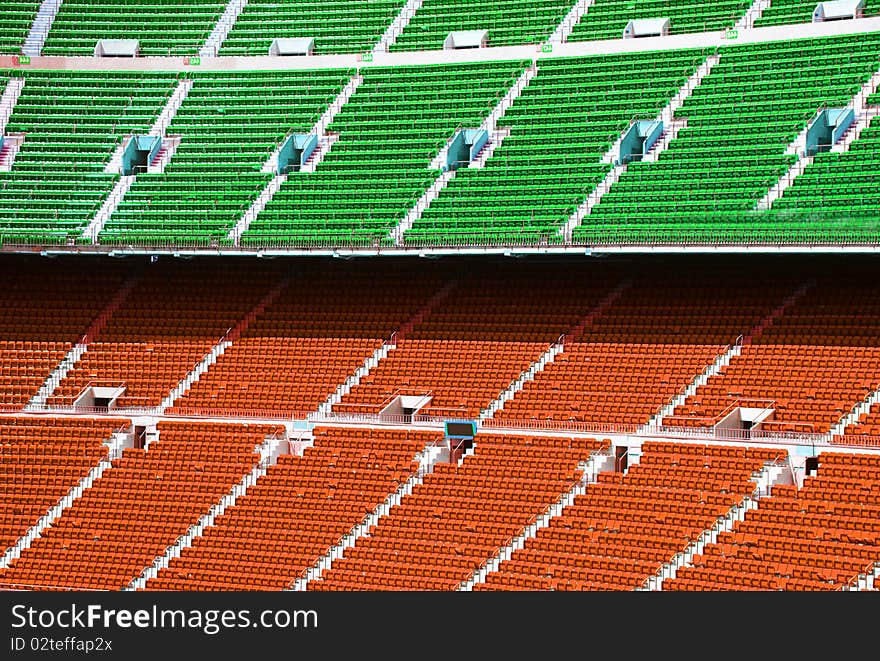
[0,133,26,172]
[290,439,443,591]
[390,65,539,245]
[199,0,249,57]
[22,0,63,56]
[160,276,290,411]
[315,343,395,417]
[481,341,565,419]
[757,68,880,210]
[561,54,720,241]
[126,431,287,591]
[388,170,457,245]
[373,0,424,52]
[743,280,815,343]
[547,0,596,44]
[26,272,143,410]
[82,175,137,243]
[313,277,458,418]
[0,78,25,136]
[646,341,743,429]
[846,562,880,591]
[470,128,511,169]
[86,79,194,243]
[734,0,772,30]
[482,278,631,419]
[0,428,129,569]
[459,447,614,590]
[639,460,787,590]
[651,280,814,427]
[228,75,363,244]
[829,387,880,438]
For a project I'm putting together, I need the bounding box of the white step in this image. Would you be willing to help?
[227,173,287,244]
[82,175,136,243]
[146,135,182,174]
[647,343,743,429]
[25,343,87,410]
[316,343,394,416]
[757,67,880,210]
[388,169,456,245]
[734,0,772,30]
[160,276,290,410]
[150,79,194,138]
[830,386,880,438]
[640,460,783,590]
[373,0,424,52]
[470,128,511,169]
[199,0,249,58]
[830,106,880,153]
[0,133,25,172]
[460,448,614,590]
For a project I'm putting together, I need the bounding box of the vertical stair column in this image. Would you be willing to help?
[126,429,288,591]
[734,0,772,30]
[480,278,633,420]
[290,437,443,591]
[159,275,291,412]
[314,277,460,418]
[227,73,364,245]
[26,270,145,410]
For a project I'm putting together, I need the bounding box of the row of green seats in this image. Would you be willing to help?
[100,69,354,244]
[0,69,180,243]
[41,0,228,56]
[404,48,709,244]
[573,31,880,244]
[0,1,39,54]
[568,0,752,42]
[390,0,574,52]
[220,0,407,56]
[240,60,531,246]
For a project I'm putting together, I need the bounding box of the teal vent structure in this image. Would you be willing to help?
[616,120,664,165]
[444,129,489,171]
[122,135,161,175]
[277,134,318,174]
[805,108,854,156]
